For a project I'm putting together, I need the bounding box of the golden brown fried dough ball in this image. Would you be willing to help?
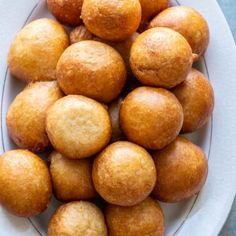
[152,136,208,203]
[46,95,111,159]
[57,41,126,103]
[70,25,93,44]
[139,0,168,31]
[130,27,193,88]
[108,96,125,142]
[148,6,209,60]
[106,197,165,236]
[92,141,156,206]
[120,87,183,150]
[47,0,83,26]
[6,81,63,152]
[0,150,52,217]
[172,68,214,133]
[81,0,141,42]
[48,201,107,236]
[49,151,96,201]
[8,18,69,83]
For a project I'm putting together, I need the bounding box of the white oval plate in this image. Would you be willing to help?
[0,0,236,235]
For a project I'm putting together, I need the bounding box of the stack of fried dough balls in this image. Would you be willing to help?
[1,1,215,235]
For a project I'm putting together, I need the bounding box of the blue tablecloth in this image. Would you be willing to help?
[217,0,236,235]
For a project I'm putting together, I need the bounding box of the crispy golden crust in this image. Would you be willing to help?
[48,201,108,236]
[0,150,52,217]
[120,87,183,150]
[106,197,165,236]
[57,40,126,103]
[139,0,168,31]
[92,141,156,206]
[108,96,125,142]
[81,0,141,42]
[148,6,209,60]
[47,0,83,26]
[152,136,208,203]
[6,81,63,152]
[8,18,69,83]
[130,27,193,88]
[172,68,214,133]
[70,25,93,44]
[50,151,96,201]
[46,95,112,159]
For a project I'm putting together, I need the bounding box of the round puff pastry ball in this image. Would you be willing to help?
[120,87,183,150]
[152,136,208,203]
[70,25,93,44]
[172,68,214,133]
[48,201,108,236]
[49,151,96,201]
[8,18,69,83]
[0,150,52,217]
[130,27,193,88]
[92,141,156,206]
[108,96,125,142]
[46,95,111,159]
[106,197,165,236]
[47,0,83,26]
[57,41,126,103]
[81,0,141,42]
[6,81,63,152]
[148,6,209,61]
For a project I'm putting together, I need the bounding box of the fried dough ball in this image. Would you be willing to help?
[106,197,165,236]
[152,136,208,203]
[130,27,193,88]
[57,41,127,103]
[120,87,183,150]
[172,68,214,133]
[6,81,63,152]
[47,0,83,26]
[92,141,156,206]
[81,0,141,42]
[70,25,93,44]
[46,95,111,159]
[108,96,125,142]
[139,0,168,31]
[48,201,107,236]
[8,18,69,83]
[49,151,96,201]
[148,6,209,61]
[0,150,52,217]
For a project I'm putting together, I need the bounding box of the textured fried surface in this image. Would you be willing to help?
[0,150,52,217]
[172,68,214,133]
[46,95,111,159]
[130,27,193,88]
[50,151,96,201]
[8,18,69,82]
[48,201,107,236]
[92,141,156,206]
[6,81,63,152]
[152,136,208,202]
[120,87,183,150]
[106,197,165,236]
[148,6,209,60]
[57,41,126,103]
[81,0,141,41]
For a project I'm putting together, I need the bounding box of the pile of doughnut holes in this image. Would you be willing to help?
[0,0,214,235]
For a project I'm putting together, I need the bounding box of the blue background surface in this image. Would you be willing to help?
[217,0,236,235]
